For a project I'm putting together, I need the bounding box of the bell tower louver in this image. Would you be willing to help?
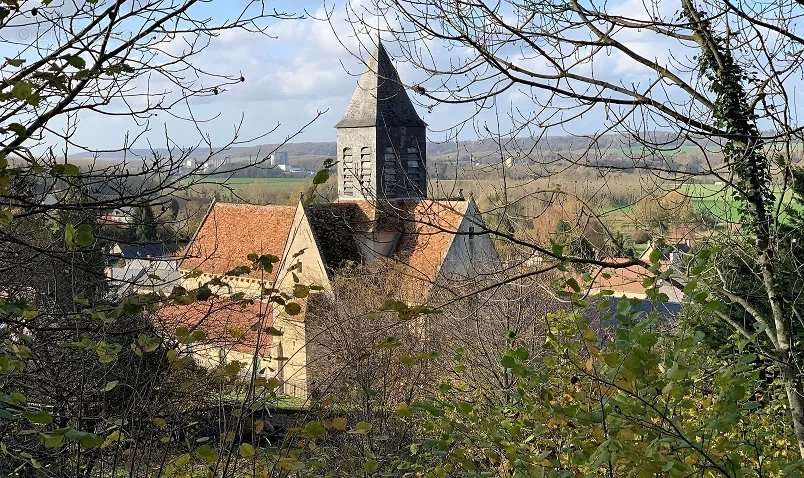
[335,41,427,202]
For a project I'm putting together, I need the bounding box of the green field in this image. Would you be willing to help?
[683,183,802,220]
[185,177,313,205]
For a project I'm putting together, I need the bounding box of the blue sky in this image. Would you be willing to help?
[66,0,498,151]
[59,0,746,152]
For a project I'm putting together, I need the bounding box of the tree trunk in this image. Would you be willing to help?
[782,360,804,458]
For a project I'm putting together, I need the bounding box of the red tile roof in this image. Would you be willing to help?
[590,258,654,296]
[393,200,468,284]
[180,202,296,282]
[319,199,469,287]
[154,298,273,355]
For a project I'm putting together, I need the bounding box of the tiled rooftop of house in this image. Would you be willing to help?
[180,202,296,282]
[154,297,272,355]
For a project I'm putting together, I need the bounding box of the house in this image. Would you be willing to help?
[169,41,498,399]
[106,241,179,293]
[100,206,135,225]
[588,258,683,318]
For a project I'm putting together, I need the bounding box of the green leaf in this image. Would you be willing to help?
[312,169,330,184]
[101,380,119,392]
[42,433,64,448]
[0,208,13,225]
[302,420,326,439]
[66,55,86,69]
[64,223,76,249]
[264,326,283,336]
[565,277,581,293]
[350,421,372,435]
[24,410,53,425]
[364,458,379,474]
[11,81,33,101]
[195,285,212,301]
[284,302,302,316]
[173,453,191,467]
[195,444,218,463]
[75,224,94,247]
[101,430,122,448]
[7,123,26,136]
[51,163,80,176]
[293,284,309,299]
[78,434,103,449]
[331,417,348,431]
[238,442,255,458]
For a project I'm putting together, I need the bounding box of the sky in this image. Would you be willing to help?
[52,0,798,153]
[65,0,492,151]
[62,0,635,152]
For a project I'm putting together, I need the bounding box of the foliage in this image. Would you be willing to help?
[389,308,800,477]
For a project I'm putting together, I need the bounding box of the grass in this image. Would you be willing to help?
[683,183,803,221]
[184,176,312,205]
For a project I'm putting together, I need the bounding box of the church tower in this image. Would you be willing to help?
[335,41,427,202]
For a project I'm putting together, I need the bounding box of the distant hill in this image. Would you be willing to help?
[68,132,720,171]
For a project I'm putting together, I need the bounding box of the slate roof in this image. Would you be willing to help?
[180,202,296,282]
[154,298,272,355]
[115,242,168,259]
[335,41,426,129]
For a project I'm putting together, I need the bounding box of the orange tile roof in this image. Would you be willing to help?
[393,200,468,294]
[325,199,469,285]
[180,202,296,281]
[154,298,272,355]
[590,258,654,296]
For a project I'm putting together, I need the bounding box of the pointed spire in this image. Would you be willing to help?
[336,40,426,129]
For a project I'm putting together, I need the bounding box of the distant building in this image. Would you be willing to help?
[100,206,135,225]
[185,156,228,173]
[270,151,289,170]
[106,241,179,293]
